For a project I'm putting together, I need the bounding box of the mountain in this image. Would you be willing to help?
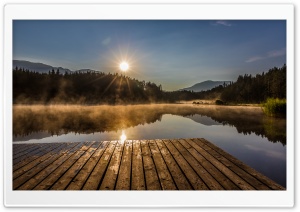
[181,80,231,92]
[185,114,222,126]
[13,60,72,74]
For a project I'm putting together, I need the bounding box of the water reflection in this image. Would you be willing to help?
[13,104,286,145]
[120,130,127,143]
[12,105,287,187]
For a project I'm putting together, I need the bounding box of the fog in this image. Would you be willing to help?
[13,104,286,144]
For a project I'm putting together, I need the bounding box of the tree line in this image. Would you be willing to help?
[13,64,286,104]
[190,64,286,104]
[220,64,286,103]
[13,67,199,104]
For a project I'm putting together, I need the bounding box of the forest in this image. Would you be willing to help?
[220,64,286,103]
[13,68,165,104]
[193,64,286,104]
[13,64,286,104]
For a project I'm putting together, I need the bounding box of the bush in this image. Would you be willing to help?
[263,98,286,117]
[215,99,224,105]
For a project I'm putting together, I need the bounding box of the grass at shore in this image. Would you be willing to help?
[262,98,286,117]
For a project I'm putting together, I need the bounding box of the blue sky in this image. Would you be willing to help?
[13,20,286,91]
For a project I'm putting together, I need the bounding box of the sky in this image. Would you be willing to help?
[13,20,286,91]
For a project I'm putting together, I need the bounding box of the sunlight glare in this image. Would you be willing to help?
[120,130,127,143]
[119,61,129,72]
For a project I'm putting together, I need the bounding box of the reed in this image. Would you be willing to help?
[262,98,286,117]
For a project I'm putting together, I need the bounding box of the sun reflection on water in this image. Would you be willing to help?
[120,130,127,143]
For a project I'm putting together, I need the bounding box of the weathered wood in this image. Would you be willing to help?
[192,138,270,190]
[13,142,78,189]
[148,140,177,190]
[13,143,53,166]
[198,138,285,190]
[13,144,37,156]
[17,142,83,190]
[115,140,132,190]
[163,139,209,190]
[140,140,161,190]
[185,139,255,190]
[131,140,145,190]
[82,141,117,190]
[13,139,285,190]
[99,141,124,190]
[171,139,224,190]
[180,139,239,190]
[13,143,63,168]
[13,143,44,158]
[155,139,192,190]
[51,142,98,190]
[66,141,108,190]
[33,142,90,190]
[13,143,66,179]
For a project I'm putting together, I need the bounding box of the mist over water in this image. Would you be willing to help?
[13,104,285,144]
[13,104,286,187]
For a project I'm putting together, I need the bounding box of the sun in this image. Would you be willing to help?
[119,61,129,72]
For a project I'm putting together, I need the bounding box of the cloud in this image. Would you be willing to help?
[102,37,111,46]
[245,144,285,160]
[267,48,286,58]
[245,48,286,63]
[245,56,264,63]
[214,20,232,27]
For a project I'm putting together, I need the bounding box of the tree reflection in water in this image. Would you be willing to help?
[13,104,286,145]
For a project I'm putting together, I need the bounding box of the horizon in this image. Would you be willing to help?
[13,20,286,91]
[12,59,234,89]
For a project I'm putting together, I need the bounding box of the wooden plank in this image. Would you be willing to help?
[115,140,132,190]
[16,142,84,190]
[163,139,208,190]
[13,143,66,179]
[33,142,90,190]
[13,144,25,154]
[148,140,177,190]
[178,139,239,190]
[198,138,285,190]
[13,143,48,164]
[13,143,62,168]
[140,140,161,190]
[192,138,270,190]
[13,143,61,169]
[50,142,98,190]
[66,141,109,190]
[170,139,224,190]
[12,138,284,191]
[13,142,78,189]
[99,141,124,190]
[13,143,58,167]
[156,140,192,190]
[14,143,54,158]
[82,141,117,190]
[131,140,145,190]
[13,143,43,158]
[13,144,36,155]
[185,139,255,190]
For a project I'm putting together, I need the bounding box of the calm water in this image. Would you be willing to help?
[13,104,286,187]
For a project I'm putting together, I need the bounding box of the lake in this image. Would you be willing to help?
[13,104,286,187]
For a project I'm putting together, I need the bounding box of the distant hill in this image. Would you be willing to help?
[181,80,230,92]
[13,60,102,74]
[185,114,222,126]
[13,60,72,74]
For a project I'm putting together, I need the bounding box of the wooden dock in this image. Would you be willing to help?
[13,138,285,190]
